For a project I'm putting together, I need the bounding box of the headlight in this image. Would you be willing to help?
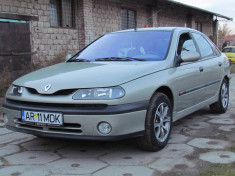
[72,86,125,100]
[7,85,23,96]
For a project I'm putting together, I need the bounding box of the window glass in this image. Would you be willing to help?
[121,8,136,30]
[214,47,221,55]
[72,31,172,61]
[232,48,235,52]
[177,33,197,55]
[222,48,231,52]
[192,33,214,58]
[205,37,221,56]
[121,9,127,30]
[128,10,135,29]
[195,22,202,32]
[49,0,75,28]
[62,0,73,27]
[50,0,61,27]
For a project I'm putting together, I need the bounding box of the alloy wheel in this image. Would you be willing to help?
[154,102,171,142]
[221,82,229,108]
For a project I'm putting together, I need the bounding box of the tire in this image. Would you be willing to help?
[210,79,229,114]
[137,92,172,151]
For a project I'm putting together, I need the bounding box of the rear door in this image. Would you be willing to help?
[191,32,223,99]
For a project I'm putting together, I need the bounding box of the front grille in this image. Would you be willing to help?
[27,87,77,96]
[14,119,83,134]
[6,99,108,109]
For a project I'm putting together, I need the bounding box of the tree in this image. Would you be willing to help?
[218,23,232,39]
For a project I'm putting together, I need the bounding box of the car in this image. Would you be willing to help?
[2,27,231,151]
[222,46,235,63]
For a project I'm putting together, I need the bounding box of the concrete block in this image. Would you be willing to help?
[4,151,61,165]
[47,158,107,175]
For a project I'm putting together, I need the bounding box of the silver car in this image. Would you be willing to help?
[3,27,231,151]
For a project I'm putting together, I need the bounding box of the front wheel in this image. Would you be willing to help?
[210,79,229,114]
[137,92,172,151]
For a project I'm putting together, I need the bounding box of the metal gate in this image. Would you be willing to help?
[0,22,32,96]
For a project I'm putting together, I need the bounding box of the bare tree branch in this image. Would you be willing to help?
[218,23,232,39]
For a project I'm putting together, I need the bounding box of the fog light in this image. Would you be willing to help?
[98,122,112,135]
[3,113,8,124]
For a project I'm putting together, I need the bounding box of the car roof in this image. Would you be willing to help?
[110,27,199,34]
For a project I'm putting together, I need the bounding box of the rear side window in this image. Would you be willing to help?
[192,33,214,58]
[205,37,221,56]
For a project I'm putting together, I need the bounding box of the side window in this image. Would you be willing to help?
[205,37,221,56]
[213,47,221,56]
[177,33,197,56]
[192,33,214,58]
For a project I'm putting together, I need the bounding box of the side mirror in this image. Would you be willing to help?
[65,54,73,61]
[180,51,200,63]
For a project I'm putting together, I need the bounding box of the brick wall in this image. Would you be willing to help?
[92,0,120,40]
[0,0,79,65]
[92,0,149,40]
[158,5,188,27]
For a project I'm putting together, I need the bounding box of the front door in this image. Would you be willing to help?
[171,32,205,112]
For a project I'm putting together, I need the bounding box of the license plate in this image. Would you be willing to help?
[21,110,63,126]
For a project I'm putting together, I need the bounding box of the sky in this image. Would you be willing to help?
[173,0,235,34]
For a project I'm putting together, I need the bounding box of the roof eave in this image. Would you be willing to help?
[167,0,233,21]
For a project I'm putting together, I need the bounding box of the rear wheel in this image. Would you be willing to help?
[137,92,172,151]
[210,79,229,114]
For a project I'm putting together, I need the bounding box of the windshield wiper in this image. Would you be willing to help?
[95,57,146,61]
[67,58,90,62]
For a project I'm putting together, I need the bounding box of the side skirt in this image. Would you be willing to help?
[172,94,218,122]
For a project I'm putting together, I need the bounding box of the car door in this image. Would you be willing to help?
[171,32,206,112]
[191,32,223,99]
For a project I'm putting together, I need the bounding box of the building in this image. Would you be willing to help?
[0,0,232,71]
[219,34,235,49]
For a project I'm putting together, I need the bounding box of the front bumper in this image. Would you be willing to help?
[3,99,148,140]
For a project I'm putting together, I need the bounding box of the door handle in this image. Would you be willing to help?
[199,66,204,72]
[218,62,222,67]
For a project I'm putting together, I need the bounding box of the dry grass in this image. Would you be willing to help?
[200,163,235,176]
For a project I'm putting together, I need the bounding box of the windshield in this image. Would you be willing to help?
[70,30,172,62]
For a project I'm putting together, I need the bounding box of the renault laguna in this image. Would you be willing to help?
[2,27,231,151]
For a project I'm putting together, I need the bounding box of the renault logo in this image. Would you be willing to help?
[44,84,51,92]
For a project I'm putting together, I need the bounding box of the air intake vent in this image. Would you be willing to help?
[26,87,77,96]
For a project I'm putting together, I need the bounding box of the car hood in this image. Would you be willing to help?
[14,62,167,94]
